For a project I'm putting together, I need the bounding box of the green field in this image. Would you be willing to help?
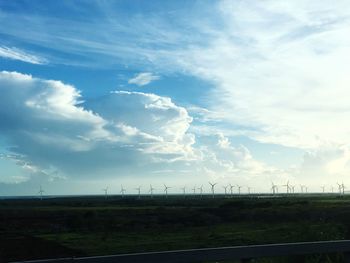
[1,195,350,262]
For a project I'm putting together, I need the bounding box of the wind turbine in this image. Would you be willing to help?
[341,182,346,195]
[181,186,186,198]
[102,187,108,199]
[120,185,126,198]
[192,185,196,195]
[271,182,278,195]
[222,185,228,197]
[290,185,295,194]
[197,185,203,198]
[135,186,141,199]
[321,185,326,193]
[38,185,45,200]
[163,184,171,198]
[282,181,290,194]
[300,184,304,193]
[229,184,235,197]
[149,184,155,198]
[337,182,343,195]
[236,184,242,195]
[330,185,334,193]
[247,186,252,195]
[208,182,217,198]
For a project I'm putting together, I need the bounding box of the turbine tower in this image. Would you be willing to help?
[38,185,45,200]
[149,184,155,198]
[181,186,186,198]
[290,185,295,194]
[337,182,342,194]
[321,185,326,193]
[282,181,290,194]
[102,187,108,199]
[236,184,242,195]
[163,184,171,198]
[271,182,277,195]
[247,186,252,195]
[120,185,126,198]
[197,185,203,198]
[135,186,141,199]
[192,185,196,195]
[229,184,235,197]
[208,182,217,199]
[300,184,304,193]
[222,185,228,197]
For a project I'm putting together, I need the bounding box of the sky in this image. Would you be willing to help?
[1,0,350,196]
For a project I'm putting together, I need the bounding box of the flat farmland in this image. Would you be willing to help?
[1,195,350,262]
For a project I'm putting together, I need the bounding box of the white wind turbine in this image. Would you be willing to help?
[229,184,235,197]
[192,185,196,195]
[222,185,228,197]
[163,184,171,198]
[208,182,217,198]
[271,182,278,195]
[247,186,252,195]
[135,186,141,199]
[330,185,334,193]
[197,185,203,198]
[38,185,45,200]
[337,182,342,194]
[120,185,126,198]
[341,182,346,195]
[290,185,295,194]
[321,185,326,193]
[102,187,108,199]
[282,181,291,194]
[300,184,304,193]
[181,186,186,198]
[149,184,155,198]
[236,184,242,195]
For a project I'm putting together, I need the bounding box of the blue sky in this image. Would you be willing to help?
[1,0,350,195]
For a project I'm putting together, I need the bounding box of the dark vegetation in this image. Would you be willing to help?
[1,194,350,262]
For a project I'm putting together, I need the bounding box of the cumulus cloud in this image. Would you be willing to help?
[0,71,278,188]
[297,143,350,184]
[128,72,160,86]
[196,134,279,181]
[0,71,197,182]
[0,46,47,64]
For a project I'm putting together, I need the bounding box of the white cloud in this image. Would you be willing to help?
[193,133,281,184]
[0,71,197,182]
[0,46,47,64]
[88,90,196,160]
[0,71,280,189]
[128,72,160,86]
[151,1,350,150]
[298,143,350,182]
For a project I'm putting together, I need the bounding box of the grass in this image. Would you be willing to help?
[1,195,350,262]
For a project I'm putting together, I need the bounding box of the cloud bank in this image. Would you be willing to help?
[0,71,273,186]
[0,71,193,180]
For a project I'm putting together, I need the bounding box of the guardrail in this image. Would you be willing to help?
[14,240,350,263]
